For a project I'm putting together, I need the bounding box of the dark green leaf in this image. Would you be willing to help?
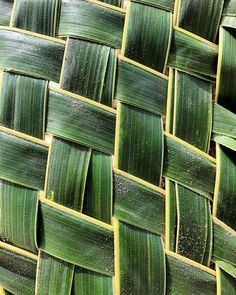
[58,0,125,48]
[177,0,223,42]
[0,129,48,189]
[0,244,37,295]
[124,2,172,72]
[11,0,58,36]
[0,71,47,139]
[117,103,164,186]
[83,150,112,224]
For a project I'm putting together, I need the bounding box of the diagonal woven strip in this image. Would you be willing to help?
[0,0,236,294]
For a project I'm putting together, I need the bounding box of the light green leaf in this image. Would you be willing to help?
[216,264,236,295]
[116,220,165,295]
[0,27,65,82]
[0,129,48,189]
[130,0,174,11]
[213,134,236,151]
[212,218,236,266]
[176,184,211,265]
[215,260,236,278]
[163,135,216,194]
[39,200,114,276]
[83,150,112,224]
[173,70,212,152]
[213,103,236,139]
[113,169,165,235]
[115,57,168,115]
[72,267,113,295]
[36,251,74,295]
[47,88,116,155]
[168,28,218,78]
[166,252,216,294]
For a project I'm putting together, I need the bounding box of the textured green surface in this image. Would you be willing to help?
[113,171,165,234]
[217,265,236,295]
[217,27,236,113]
[176,185,211,264]
[101,48,117,107]
[0,247,36,295]
[39,202,114,275]
[72,267,113,295]
[173,70,212,152]
[213,220,236,266]
[177,0,223,41]
[166,254,216,294]
[0,0,14,26]
[0,180,38,253]
[83,150,112,224]
[163,136,216,194]
[223,0,236,15]
[11,0,58,36]
[36,251,74,295]
[215,260,236,278]
[216,146,236,230]
[115,58,168,115]
[124,2,172,72]
[131,0,174,11]
[0,71,47,139]
[213,134,236,151]
[166,179,177,251]
[213,103,236,138]
[46,137,91,211]
[61,39,110,102]
[118,221,165,295]
[0,130,48,189]
[0,28,65,82]
[59,0,125,48]
[117,103,164,186]
[168,28,218,78]
[47,88,116,154]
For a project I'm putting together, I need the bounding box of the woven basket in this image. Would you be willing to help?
[0,0,235,294]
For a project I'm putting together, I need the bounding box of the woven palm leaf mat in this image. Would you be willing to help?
[0,0,235,294]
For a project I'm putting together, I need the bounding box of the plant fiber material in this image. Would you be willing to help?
[0,0,235,294]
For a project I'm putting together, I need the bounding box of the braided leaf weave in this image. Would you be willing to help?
[0,0,236,294]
